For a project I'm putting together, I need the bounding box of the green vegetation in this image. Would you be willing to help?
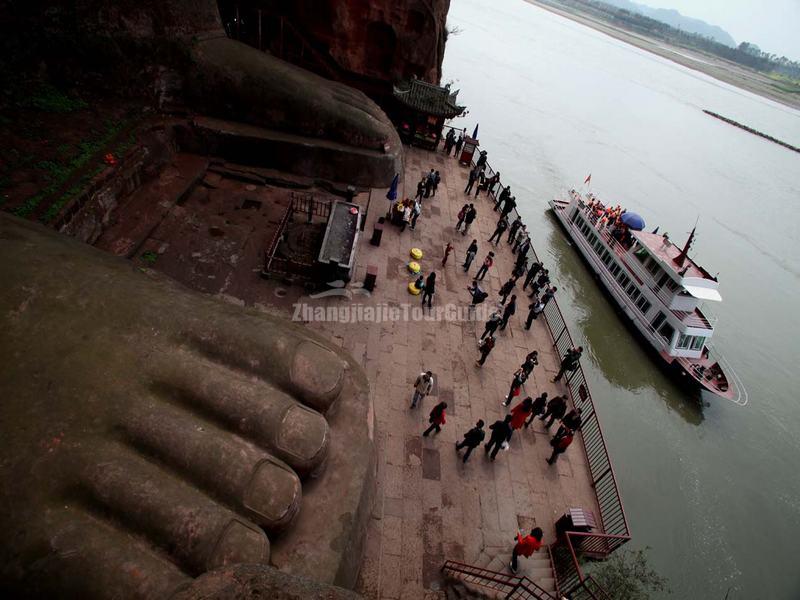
[767,73,800,94]
[40,129,138,223]
[590,548,670,600]
[141,251,159,264]
[8,120,136,221]
[27,84,88,113]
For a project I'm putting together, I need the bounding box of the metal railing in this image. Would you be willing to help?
[262,193,330,277]
[550,533,625,599]
[441,560,555,600]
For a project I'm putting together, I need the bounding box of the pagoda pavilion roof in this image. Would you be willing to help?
[392,79,466,118]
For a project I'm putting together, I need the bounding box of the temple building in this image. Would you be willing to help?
[391,79,466,149]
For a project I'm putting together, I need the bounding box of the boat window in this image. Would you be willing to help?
[627,286,640,301]
[634,247,649,263]
[666,279,679,292]
[610,264,621,277]
[659,321,675,343]
[594,240,604,253]
[646,259,661,277]
[618,273,631,288]
[651,312,667,330]
[635,296,651,314]
[572,212,581,224]
[691,336,705,350]
[676,333,692,349]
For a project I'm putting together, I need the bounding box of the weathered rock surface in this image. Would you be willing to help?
[283,0,452,84]
[0,213,375,597]
[5,0,403,187]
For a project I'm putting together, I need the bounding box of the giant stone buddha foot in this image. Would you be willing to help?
[0,213,375,598]
[28,0,403,186]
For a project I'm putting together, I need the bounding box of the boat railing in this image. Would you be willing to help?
[472,154,632,556]
[673,344,748,406]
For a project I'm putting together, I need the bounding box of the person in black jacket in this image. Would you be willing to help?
[421,272,436,308]
[484,415,513,461]
[462,204,478,235]
[455,420,486,463]
[539,395,568,428]
[500,295,517,330]
[481,312,502,339]
[488,217,508,245]
[495,185,511,212]
[499,277,517,305]
[523,261,543,289]
[507,217,523,244]
[500,195,517,221]
[463,239,479,271]
[521,351,538,378]
[502,367,527,407]
[530,270,550,296]
[553,346,583,382]
[454,134,464,157]
[525,393,548,428]
[476,334,496,366]
[562,407,583,432]
[465,167,479,194]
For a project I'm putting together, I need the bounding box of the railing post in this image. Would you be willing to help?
[553,325,567,347]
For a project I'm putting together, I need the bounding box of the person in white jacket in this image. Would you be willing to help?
[411,371,434,408]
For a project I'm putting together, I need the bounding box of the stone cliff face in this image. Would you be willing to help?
[287,0,452,84]
[214,0,451,86]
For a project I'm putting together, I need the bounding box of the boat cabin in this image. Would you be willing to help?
[564,198,722,360]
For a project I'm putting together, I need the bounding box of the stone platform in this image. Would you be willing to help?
[86,143,601,598]
[294,147,601,599]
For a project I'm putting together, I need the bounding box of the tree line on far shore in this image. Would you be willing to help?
[546,0,800,85]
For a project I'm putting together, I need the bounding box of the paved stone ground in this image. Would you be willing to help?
[85,140,601,597]
[295,147,601,599]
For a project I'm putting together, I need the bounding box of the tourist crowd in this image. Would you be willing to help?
[395,132,588,574]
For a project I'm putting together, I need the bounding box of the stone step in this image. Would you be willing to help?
[444,579,496,600]
[535,577,556,594]
[94,153,209,258]
[191,116,396,187]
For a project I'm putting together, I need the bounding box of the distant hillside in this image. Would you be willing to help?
[600,0,736,47]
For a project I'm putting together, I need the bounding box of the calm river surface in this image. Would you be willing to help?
[443,1,800,597]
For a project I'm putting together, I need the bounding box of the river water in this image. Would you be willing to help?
[442,1,800,597]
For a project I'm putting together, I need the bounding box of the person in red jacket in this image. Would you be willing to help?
[508,397,534,440]
[423,402,448,437]
[546,429,574,465]
[509,527,544,573]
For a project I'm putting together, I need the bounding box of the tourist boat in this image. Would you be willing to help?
[549,190,746,404]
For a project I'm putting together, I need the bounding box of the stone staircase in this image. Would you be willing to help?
[441,548,558,599]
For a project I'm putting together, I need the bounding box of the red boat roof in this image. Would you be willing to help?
[632,231,715,282]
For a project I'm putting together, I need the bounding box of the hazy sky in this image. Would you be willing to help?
[634,0,800,61]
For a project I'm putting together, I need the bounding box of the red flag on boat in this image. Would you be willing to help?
[584,174,592,185]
